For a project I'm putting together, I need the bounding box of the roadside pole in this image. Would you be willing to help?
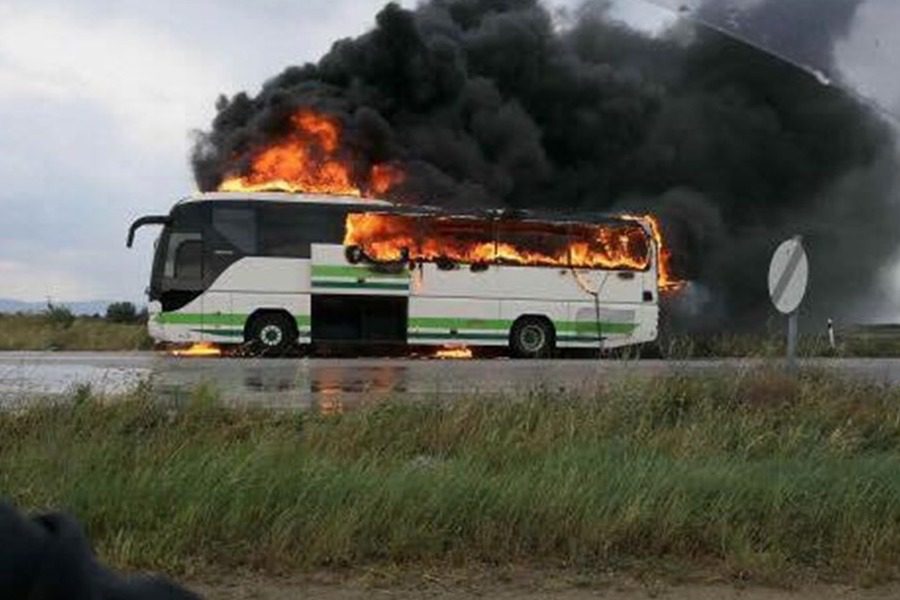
[827,319,836,351]
[787,311,798,371]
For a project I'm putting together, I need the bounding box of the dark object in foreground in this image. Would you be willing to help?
[0,502,200,599]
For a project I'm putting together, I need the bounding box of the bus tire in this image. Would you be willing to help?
[510,316,555,359]
[247,312,296,357]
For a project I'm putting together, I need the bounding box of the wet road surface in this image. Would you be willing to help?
[2,352,899,409]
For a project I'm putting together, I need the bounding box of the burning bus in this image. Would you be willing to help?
[127,191,662,357]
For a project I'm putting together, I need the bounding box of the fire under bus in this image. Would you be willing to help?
[127,192,660,358]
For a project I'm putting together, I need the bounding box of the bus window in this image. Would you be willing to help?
[345,213,421,263]
[495,221,571,267]
[419,217,495,265]
[213,207,257,254]
[568,223,650,271]
[300,205,347,246]
[260,205,346,258]
[165,233,203,280]
[260,205,306,257]
[176,241,204,279]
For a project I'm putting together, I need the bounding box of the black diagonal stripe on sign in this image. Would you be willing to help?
[772,243,804,306]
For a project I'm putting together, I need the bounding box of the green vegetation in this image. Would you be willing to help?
[840,325,900,358]
[655,329,900,359]
[0,313,152,351]
[2,370,900,583]
[105,301,147,324]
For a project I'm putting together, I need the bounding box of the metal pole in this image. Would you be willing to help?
[787,311,799,371]
[827,318,836,352]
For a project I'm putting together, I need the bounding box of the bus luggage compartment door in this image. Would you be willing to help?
[311,295,407,344]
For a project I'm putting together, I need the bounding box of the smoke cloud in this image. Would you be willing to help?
[192,0,898,330]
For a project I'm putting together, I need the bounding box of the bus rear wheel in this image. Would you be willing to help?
[510,317,555,359]
[247,313,296,357]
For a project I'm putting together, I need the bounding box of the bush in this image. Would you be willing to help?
[106,302,140,324]
[44,302,75,329]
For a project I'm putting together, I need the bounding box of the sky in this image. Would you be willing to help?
[0,0,897,308]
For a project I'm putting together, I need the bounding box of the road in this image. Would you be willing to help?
[2,352,900,409]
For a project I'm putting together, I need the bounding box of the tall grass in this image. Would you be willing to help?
[656,332,900,359]
[0,314,152,351]
[2,370,900,581]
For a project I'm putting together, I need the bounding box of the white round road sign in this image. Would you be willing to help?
[768,236,809,315]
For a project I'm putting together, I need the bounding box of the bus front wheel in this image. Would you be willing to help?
[247,313,296,357]
[510,317,555,359]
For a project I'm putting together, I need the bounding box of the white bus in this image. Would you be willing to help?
[128,192,660,357]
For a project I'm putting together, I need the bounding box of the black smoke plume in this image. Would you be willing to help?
[192,0,898,330]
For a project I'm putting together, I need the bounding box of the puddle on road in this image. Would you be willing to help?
[0,357,416,412]
[0,363,151,407]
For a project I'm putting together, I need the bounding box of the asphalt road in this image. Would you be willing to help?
[2,352,900,409]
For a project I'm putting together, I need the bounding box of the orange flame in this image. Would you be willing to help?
[344,212,684,291]
[435,346,474,360]
[219,109,404,197]
[623,214,684,292]
[171,342,222,358]
[344,213,654,272]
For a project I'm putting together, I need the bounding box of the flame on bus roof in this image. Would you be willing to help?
[217,110,404,198]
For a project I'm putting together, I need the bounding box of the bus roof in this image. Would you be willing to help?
[180,191,394,207]
[179,192,648,231]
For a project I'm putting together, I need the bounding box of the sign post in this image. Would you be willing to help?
[768,236,809,371]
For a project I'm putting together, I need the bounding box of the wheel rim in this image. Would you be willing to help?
[260,324,284,347]
[519,324,546,353]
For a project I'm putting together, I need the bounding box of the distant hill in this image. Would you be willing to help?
[0,299,137,316]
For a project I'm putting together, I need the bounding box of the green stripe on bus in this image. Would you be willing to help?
[191,329,312,338]
[159,313,244,326]
[561,323,638,335]
[409,318,638,336]
[312,265,411,280]
[409,318,510,331]
[312,281,410,291]
[408,332,509,341]
[556,322,637,335]
[190,329,244,338]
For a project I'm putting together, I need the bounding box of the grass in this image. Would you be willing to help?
[655,330,900,359]
[0,313,152,351]
[2,370,900,583]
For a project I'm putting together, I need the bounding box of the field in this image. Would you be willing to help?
[0,313,152,351]
[2,368,900,590]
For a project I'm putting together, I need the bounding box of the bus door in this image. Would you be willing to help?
[159,229,208,342]
[203,205,260,341]
[309,244,410,344]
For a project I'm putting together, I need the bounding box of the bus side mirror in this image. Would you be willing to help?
[127,215,171,248]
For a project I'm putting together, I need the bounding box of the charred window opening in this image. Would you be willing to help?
[344,212,652,271]
[496,221,571,267]
[567,223,651,271]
